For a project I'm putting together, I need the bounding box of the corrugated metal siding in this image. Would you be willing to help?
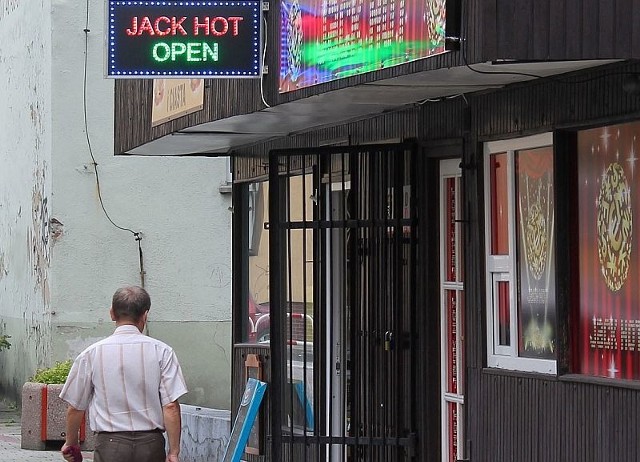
[470,62,640,139]
[237,61,640,182]
[469,369,640,462]
[233,109,421,182]
[114,79,264,154]
[113,0,640,154]
[114,2,464,155]
[483,0,640,61]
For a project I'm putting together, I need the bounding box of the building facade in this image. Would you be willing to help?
[0,0,233,409]
[115,0,640,460]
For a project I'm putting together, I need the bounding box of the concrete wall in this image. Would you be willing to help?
[48,0,233,409]
[0,0,53,402]
[0,0,233,410]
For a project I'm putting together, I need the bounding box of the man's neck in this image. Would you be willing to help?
[115,321,144,333]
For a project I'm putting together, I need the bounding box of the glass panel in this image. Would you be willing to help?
[577,121,640,379]
[283,176,315,344]
[284,174,315,433]
[247,181,270,343]
[497,280,510,346]
[444,177,458,282]
[458,294,464,390]
[448,401,458,462]
[515,146,556,360]
[445,289,458,394]
[490,153,509,255]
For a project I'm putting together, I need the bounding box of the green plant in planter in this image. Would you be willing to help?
[0,335,10,352]
[30,360,73,384]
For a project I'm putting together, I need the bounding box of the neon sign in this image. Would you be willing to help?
[279,0,448,92]
[107,1,261,78]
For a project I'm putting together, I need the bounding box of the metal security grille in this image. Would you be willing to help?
[267,143,421,461]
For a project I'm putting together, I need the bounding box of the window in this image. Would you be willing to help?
[576,121,640,380]
[484,133,557,373]
[246,180,271,344]
[243,177,315,347]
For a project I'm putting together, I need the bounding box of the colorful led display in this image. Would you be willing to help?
[107,1,261,78]
[279,0,447,92]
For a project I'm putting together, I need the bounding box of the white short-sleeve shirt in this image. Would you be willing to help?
[60,325,188,433]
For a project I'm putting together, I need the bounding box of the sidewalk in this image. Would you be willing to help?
[0,401,93,462]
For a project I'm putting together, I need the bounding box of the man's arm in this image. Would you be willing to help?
[61,406,85,460]
[163,400,182,461]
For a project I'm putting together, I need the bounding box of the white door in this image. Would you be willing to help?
[440,159,465,462]
[327,185,347,461]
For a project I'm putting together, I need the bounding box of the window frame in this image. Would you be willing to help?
[484,132,557,374]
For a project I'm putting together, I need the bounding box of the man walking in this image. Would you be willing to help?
[60,286,188,462]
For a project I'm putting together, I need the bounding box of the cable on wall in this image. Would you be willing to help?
[83,0,146,289]
[260,16,271,108]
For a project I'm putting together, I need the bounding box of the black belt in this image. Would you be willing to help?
[96,429,163,435]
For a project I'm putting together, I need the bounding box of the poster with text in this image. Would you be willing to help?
[279,0,447,92]
[578,121,639,379]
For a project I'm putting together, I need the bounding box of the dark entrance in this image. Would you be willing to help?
[267,143,441,461]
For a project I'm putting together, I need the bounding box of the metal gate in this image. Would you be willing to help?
[267,143,425,461]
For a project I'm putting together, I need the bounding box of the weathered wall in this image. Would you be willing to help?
[0,0,53,402]
[47,0,233,409]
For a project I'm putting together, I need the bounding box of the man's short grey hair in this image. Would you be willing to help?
[112,286,151,321]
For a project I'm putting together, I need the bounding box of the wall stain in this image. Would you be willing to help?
[0,253,7,281]
[26,165,50,305]
[210,263,231,288]
[0,0,21,22]
[50,218,64,244]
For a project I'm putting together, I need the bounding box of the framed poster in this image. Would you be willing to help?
[577,121,640,379]
[515,147,556,359]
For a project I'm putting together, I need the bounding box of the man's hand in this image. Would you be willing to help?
[62,406,85,461]
[60,443,73,461]
[61,443,82,461]
[166,455,179,462]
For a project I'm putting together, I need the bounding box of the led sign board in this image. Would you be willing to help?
[279,0,448,92]
[107,1,262,78]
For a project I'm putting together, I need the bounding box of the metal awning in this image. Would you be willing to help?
[123,60,618,156]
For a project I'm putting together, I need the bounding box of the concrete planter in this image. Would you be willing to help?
[179,404,231,462]
[20,382,95,450]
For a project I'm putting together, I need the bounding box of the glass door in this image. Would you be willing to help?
[440,159,465,462]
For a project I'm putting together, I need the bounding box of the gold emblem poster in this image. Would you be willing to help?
[516,147,556,359]
[578,121,638,379]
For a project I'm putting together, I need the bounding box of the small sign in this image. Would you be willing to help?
[107,0,262,78]
[151,79,204,126]
[222,378,268,462]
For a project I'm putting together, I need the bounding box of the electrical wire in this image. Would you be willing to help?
[260,16,271,108]
[417,93,469,106]
[83,0,146,288]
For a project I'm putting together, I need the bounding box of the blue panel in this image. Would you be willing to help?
[222,378,268,462]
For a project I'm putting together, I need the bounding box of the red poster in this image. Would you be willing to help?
[578,121,639,379]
